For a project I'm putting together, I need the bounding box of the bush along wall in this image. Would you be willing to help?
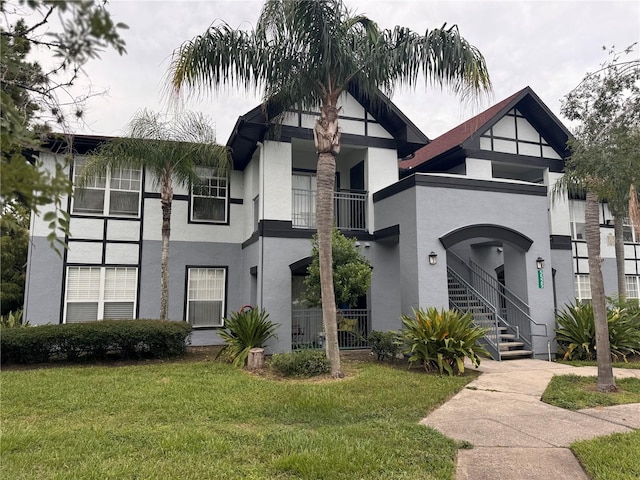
[0,320,192,364]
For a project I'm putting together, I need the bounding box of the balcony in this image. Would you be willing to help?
[292,189,367,231]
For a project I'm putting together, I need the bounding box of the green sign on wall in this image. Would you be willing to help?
[537,269,544,289]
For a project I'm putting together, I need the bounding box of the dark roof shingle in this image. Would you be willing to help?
[399,88,526,171]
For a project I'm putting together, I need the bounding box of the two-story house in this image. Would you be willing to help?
[23,85,639,360]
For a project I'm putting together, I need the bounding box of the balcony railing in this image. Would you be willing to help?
[292,188,367,231]
[291,308,370,350]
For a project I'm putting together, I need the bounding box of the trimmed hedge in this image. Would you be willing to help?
[0,320,192,364]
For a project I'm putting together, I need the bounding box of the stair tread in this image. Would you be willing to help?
[500,349,533,357]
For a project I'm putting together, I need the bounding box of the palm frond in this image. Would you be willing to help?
[80,110,230,191]
[168,0,491,121]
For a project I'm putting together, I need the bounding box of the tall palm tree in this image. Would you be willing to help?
[169,0,491,377]
[79,110,230,320]
[556,49,639,391]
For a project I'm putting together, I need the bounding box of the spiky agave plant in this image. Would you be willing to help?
[217,307,279,367]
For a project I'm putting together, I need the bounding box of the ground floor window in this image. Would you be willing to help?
[625,276,640,300]
[574,274,591,303]
[65,266,137,322]
[186,267,226,327]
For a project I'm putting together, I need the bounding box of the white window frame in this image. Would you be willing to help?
[622,217,638,244]
[625,276,640,300]
[186,267,226,327]
[64,266,138,322]
[190,167,228,223]
[292,172,317,228]
[574,274,592,303]
[72,159,141,217]
[569,200,586,241]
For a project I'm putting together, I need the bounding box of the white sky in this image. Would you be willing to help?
[37,0,640,143]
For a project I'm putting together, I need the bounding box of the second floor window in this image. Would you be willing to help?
[191,167,228,223]
[72,159,141,217]
[569,200,586,240]
[623,218,638,243]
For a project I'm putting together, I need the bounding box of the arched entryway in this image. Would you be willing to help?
[439,224,543,360]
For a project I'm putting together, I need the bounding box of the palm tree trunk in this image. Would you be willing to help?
[160,169,173,321]
[314,99,342,378]
[585,190,616,391]
[614,216,626,301]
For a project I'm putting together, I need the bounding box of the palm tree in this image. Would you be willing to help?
[168,0,491,377]
[556,48,639,391]
[79,110,230,320]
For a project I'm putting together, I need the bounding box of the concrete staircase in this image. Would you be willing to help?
[447,271,533,361]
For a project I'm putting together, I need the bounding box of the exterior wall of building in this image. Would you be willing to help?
[24,236,65,325]
[374,187,420,314]
[138,240,243,343]
[364,241,403,331]
[262,141,293,222]
[366,147,399,231]
[375,173,557,357]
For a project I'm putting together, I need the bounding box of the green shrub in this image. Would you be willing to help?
[367,330,402,361]
[0,320,192,364]
[269,349,330,377]
[555,302,640,361]
[401,307,488,376]
[217,307,279,367]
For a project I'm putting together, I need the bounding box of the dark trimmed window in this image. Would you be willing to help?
[191,167,228,223]
[186,267,226,327]
[65,266,137,322]
[72,159,141,217]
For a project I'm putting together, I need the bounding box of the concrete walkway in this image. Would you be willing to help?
[420,359,640,480]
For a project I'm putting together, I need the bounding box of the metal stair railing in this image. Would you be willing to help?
[469,259,530,315]
[447,267,502,361]
[448,252,547,350]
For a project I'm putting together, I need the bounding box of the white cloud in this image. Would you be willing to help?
[42,0,640,142]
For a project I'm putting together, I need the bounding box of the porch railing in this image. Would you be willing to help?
[448,251,547,350]
[292,189,367,231]
[291,308,370,349]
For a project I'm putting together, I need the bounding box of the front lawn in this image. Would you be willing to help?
[541,374,640,410]
[573,430,640,480]
[1,360,473,479]
[557,358,640,369]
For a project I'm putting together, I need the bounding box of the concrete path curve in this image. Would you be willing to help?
[420,359,640,480]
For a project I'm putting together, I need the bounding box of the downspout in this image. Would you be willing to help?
[257,141,265,308]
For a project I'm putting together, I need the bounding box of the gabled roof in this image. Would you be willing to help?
[226,82,430,170]
[399,86,572,173]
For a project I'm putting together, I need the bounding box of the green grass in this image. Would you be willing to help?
[541,374,640,410]
[1,360,474,479]
[557,359,640,369]
[572,430,640,480]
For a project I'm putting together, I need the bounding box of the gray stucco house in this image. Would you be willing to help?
[23,86,640,360]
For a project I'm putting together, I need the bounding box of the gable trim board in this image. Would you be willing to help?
[227,83,429,170]
[374,173,547,203]
[463,149,565,173]
[399,86,571,175]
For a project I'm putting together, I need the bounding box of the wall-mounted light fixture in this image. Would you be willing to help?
[536,257,544,270]
[428,251,438,265]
